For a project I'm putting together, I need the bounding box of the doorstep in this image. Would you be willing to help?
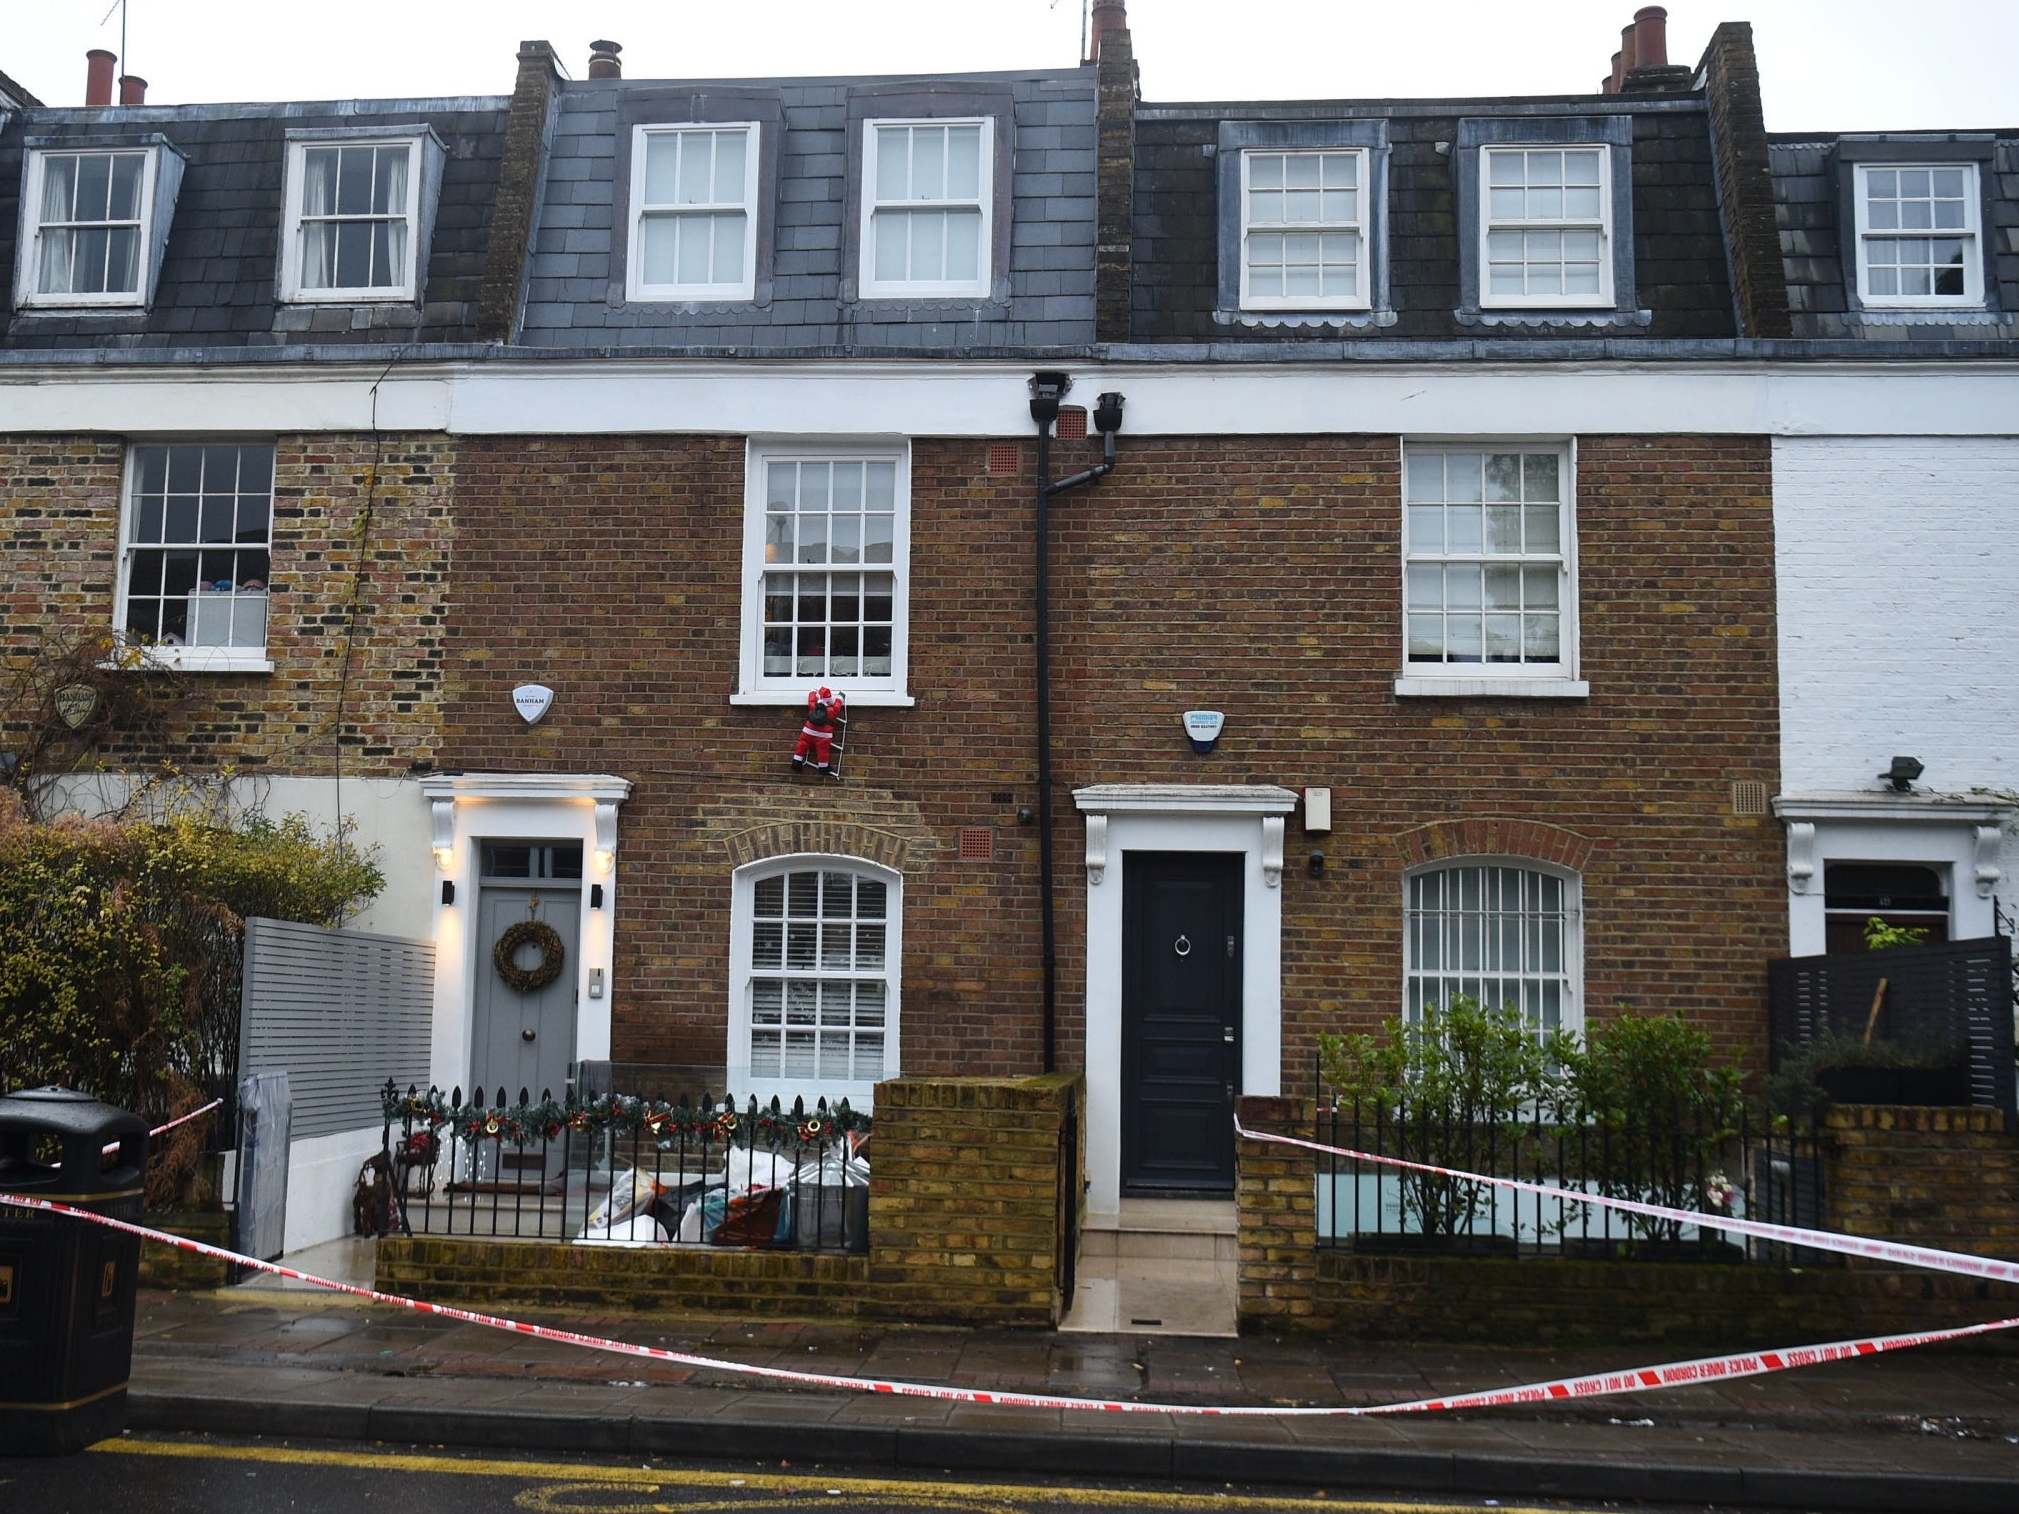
[1067,1197,1238,1338]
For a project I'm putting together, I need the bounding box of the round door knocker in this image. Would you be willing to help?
[1173,934,1192,958]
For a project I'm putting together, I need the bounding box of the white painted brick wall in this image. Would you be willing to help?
[1773,435,2019,893]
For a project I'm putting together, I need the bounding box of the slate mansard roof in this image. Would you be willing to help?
[1133,95,1736,342]
[1769,130,2019,338]
[0,97,509,348]
[518,66,1098,350]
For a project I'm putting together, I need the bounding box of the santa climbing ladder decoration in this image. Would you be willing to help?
[790,685,848,780]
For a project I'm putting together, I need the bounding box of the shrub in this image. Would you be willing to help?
[1566,1012,1747,1244]
[0,805,383,1133]
[1319,995,1575,1236]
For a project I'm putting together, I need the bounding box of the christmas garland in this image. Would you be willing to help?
[381,1083,870,1152]
[492,919,566,993]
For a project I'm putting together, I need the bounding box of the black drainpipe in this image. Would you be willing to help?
[1028,373,1126,1073]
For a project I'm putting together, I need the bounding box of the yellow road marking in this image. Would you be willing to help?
[90,1435,1580,1512]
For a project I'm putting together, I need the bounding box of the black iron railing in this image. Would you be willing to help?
[1314,1086,1831,1264]
[378,1080,870,1251]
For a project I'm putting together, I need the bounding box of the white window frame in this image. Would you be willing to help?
[1852,161,1984,309]
[111,440,277,675]
[734,440,914,707]
[278,135,423,304]
[1238,146,1370,313]
[1402,857,1584,1043]
[1478,144,1613,310]
[727,853,902,1109]
[17,147,158,310]
[625,122,761,304]
[1395,440,1584,697]
[858,117,993,301]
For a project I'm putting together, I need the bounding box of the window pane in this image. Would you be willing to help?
[944,210,981,282]
[1522,564,1560,608]
[873,212,907,280]
[1484,454,1521,503]
[643,135,680,204]
[1407,505,1442,552]
[946,125,981,199]
[1405,564,1442,609]
[676,215,710,283]
[1445,615,1482,661]
[1484,564,1520,608]
[640,215,678,284]
[713,211,746,279]
[108,153,143,220]
[1446,504,1482,552]
[75,154,111,221]
[911,210,946,280]
[913,127,946,200]
[678,133,712,203]
[1487,151,1521,186]
[335,147,374,215]
[1405,451,1444,502]
[1445,454,1484,503]
[1444,565,1482,609]
[875,127,909,200]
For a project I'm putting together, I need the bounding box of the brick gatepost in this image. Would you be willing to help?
[1234,1093,1319,1332]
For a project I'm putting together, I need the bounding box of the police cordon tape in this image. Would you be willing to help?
[1,1175,2015,1418]
[102,1099,226,1158]
[1232,1117,2019,1285]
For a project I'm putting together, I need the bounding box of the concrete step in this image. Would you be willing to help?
[1082,1199,1238,1262]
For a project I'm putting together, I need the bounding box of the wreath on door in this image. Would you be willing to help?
[493,920,566,993]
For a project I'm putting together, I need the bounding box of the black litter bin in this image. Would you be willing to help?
[0,1087,148,1455]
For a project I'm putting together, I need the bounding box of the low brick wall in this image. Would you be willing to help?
[1318,1251,2019,1351]
[1238,1097,2019,1344]
[376,1072,1084,1328]
[1234,1094,1319,1331]
[1826,1105,2019,1260]
[138,1208,233,1291]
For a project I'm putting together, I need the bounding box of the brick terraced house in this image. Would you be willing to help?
[2,5,2014,1242]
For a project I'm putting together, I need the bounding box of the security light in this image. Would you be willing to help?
[1879,755,1924,792]
[1092,392,1126,433]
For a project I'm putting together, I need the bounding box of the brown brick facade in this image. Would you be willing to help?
[6,425,1782,1087]
[1826,1105,2019,1260]
[0,431,452,781]
[436,430,1780,1083]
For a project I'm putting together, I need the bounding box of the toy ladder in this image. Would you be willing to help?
[825,710,850,780]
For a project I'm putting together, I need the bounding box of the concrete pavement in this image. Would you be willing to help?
[112,1286,2019,1511]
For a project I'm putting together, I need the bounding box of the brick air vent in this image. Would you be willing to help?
[986,443,1021,476]
[958,827,995,861]
[989,791,1014,804]
[1056,407,1088,440]
[1731,780,1770,818]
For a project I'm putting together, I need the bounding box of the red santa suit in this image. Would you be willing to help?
[792,687,844,772]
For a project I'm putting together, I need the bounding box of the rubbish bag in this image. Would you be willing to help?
[579,1168,666,1243]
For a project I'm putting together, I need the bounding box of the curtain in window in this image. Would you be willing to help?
[36,155,78,293]
[376,146,409,286]
[299,148,340,288]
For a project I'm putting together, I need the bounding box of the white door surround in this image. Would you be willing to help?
[418,773,632,1095]
[1074,783,1299,1223]
[1774,792,2009,958]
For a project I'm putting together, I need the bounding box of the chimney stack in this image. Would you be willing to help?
[85,48,116,107]
[1088,0,1128,63]
[119,75,147,106]
[1602,7,1687,96]
[587,39,622,79]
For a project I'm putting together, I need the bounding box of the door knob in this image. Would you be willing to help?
[1173,934,1191,957]
[521,1028,537,1043]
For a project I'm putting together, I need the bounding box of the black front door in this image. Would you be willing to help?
[1122,852,1242,1194]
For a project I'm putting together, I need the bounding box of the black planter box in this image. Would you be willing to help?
[1816,1064,1970,1106]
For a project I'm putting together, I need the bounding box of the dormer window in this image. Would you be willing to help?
[1854,163,1982,307]
[1480,145,1612,308]
[279,136,423,302]
[18,147,160,308]
[859,119,992,300]
[627,123,760,302]
[1239,149,1367,311]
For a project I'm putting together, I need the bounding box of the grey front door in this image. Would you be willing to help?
[1121,852,1242,1194]
[472,841,582,1105]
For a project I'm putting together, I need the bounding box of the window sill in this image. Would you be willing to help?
[730,691,916,709]
[101,651,275,676]
[281,290,417,306]
[1394,675,1589,700]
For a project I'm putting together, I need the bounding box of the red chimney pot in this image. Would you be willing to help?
[1633,6,1669,68]
[587,40,622,80]
[1607,50,1624,94]
[118,75,147,106]
[1619,24,1638,74]
[85,49,116,107]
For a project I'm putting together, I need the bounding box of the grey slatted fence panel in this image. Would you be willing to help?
[240,917,434,1140]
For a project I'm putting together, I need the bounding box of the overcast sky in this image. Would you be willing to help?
[7,1,2015,131]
